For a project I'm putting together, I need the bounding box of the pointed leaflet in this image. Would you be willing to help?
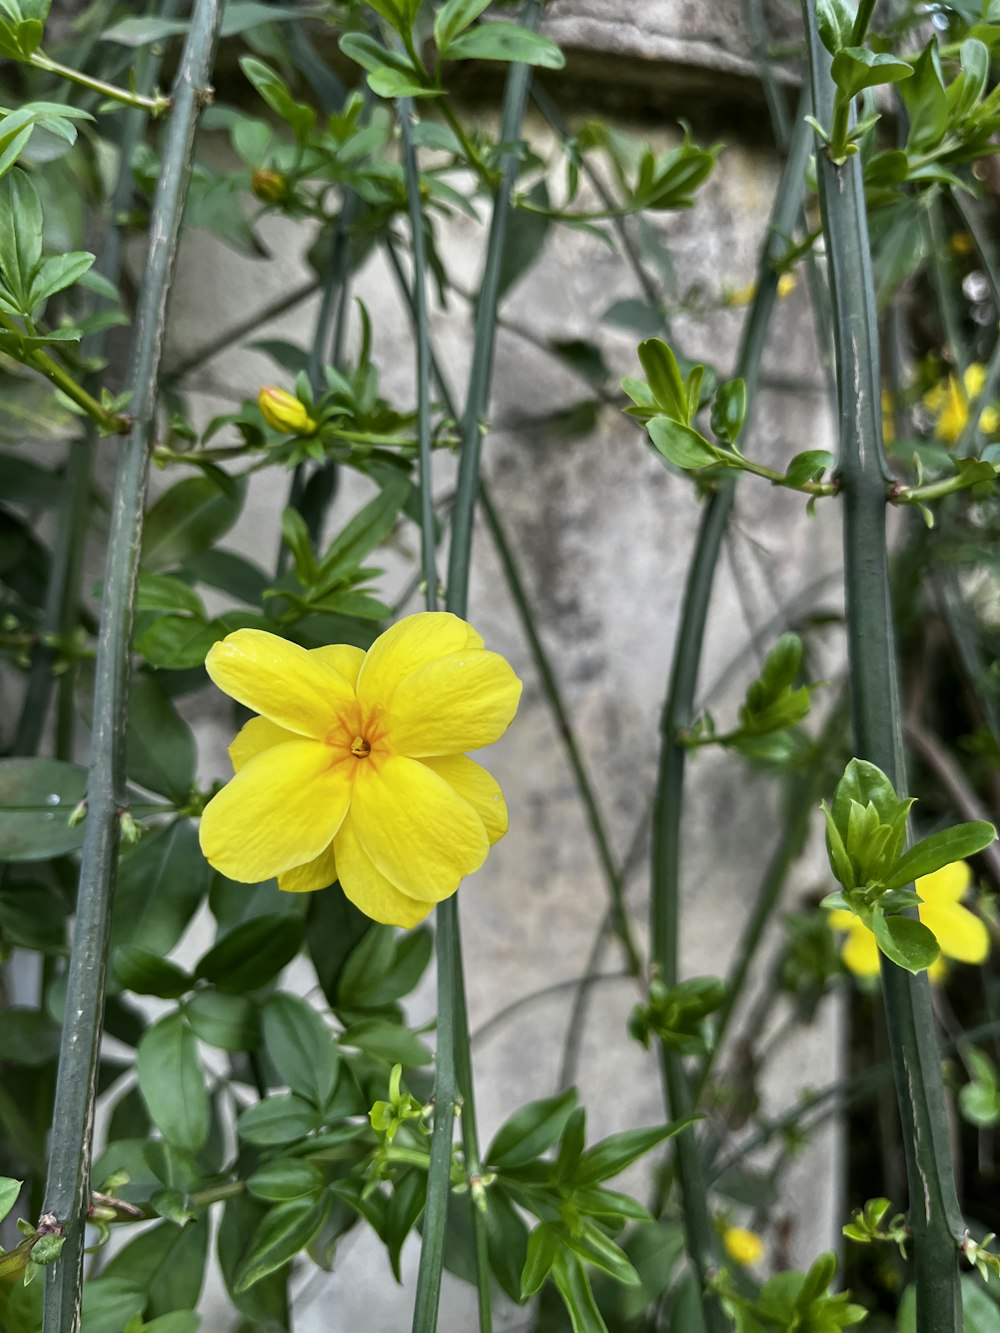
[0,168,42,310]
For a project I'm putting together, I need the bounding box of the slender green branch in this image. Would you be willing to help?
[803,6,965,1329]
[926,203,969,381]
[29,49,171,116]
[850,0,880,44]
[14,11,179,759]
[647,104,812,1319]
[0,312,129,433]
[445,0,539,613]
[40,7,223,1331]
[400,101,439,611]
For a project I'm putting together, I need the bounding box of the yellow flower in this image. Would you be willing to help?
[199,612,522,927]
[251,169,289,204]
[724,274,796,306]
[722,1225,766,1266]
[882,387,895,445]
[258,386,317,436]
[923,363,1000,445]
[828,861,989,982]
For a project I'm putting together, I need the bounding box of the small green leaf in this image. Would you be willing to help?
[238,1093,321,1146]
[815,0,857,54]
[0,757,86,860]
[232,1195,332,1292]
[113,946,192,999]
[127,672,197,801]
[137,1013,209,1153]
[520,1224,559,1300]
[710,378,747,444]
[142,475,245,572]
[0,1176,22,1225]
[882,821,996,890]
[785,449,834,487]
[440,21,565,69]
[647,416,718,470]
[637,339,688,420]
[339,1017,433,1067]
[434,0,492,53]
[262,993,339,1108]
[574,1116,698,1185]
[487,1088,578,1169]
[247,1158,325,1202]
[831,48,913,102]
[184,988,259,1051]
[195,914,304,993]
[871,910,940,974]
[550,1250,609,1333]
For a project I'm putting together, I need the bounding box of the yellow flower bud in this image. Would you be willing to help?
[722,1225,766,1267]
[251,169,289,204]
[258,386,317,436]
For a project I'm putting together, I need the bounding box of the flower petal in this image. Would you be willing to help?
[278,841,338,894]
[334,816,433,927]
[350,754,489,902]
[229,716,298,772]
[199,740,352,882]
[206,629,356,739]
[356,612,482,708]
[920,901,989,965]
[420,755,508,845]
[310,643,365,689]
[384,650,522,757]
[917,860,972,905]
[840,921,880,977]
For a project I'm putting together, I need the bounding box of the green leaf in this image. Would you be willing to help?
[710,377,747,444]
[135,615,223,670]
[0,757,86,860]
[550,1251,609,1333]
[135,573,205,616]
[882,821,996,890]
[195,913,304,993]
[26,250,94,314]
[233,1195,332,1293]
[637,339,688,420]
[316,476,409,586]
[238,1093,321,1146]
[0,167,40,310]
[561,1218,640,1285]
[899,42,948,153]
[520,1223,559,1300]
[239,56,315,141]
[439,21,565,68]
[100,1215,208,1321]
[0,1007,60,1064]
[831,48,913,101]
[247,1159,325,1203]
[0,1176,21,1224]
[127,672,197,801]
[142,476,244,572]
[815,0,857,54]
[786,449,834,486]
[262,993,339,1108]
[488,1088,578,1169]
[339,1017,433,1066]
[112,819,211,956]
[871,910,940,974]
[137,1013,209,1153]
[434,0,491,52]
[113,946,192,999]
[647,415,718,470]
[367,67,437,98]
[574,1117,698,1185]
[184,989,258,1052]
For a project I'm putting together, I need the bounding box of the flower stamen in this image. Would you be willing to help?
[351,735,372,758]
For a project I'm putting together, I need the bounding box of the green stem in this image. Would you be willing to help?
[400,100,439,610]
[445,0,539,613]
[415,9,540,1326]
[14,9,178,760]
[29,49,171,116]
[647,102,812,1309]
[0,312,129,433]
[926,203,969,380]
[479,486,642,975]
[850,0,879,43]
[40,7,223,1331]
[803,7,965,1330]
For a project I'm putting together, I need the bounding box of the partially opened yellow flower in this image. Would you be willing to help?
[829,860,989,981]
[722,1225,765,1267]
[199,612,522,928]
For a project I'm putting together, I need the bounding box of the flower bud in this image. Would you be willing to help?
[258,386,317,436]
[251,169,289,204]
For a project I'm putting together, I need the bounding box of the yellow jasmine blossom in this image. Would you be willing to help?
[923,363,1000,445]
[199,612,522,928]
[722,1225,766,1266]
[258,385,317,436]
[829,860,989,981]
[724,274,797,306]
